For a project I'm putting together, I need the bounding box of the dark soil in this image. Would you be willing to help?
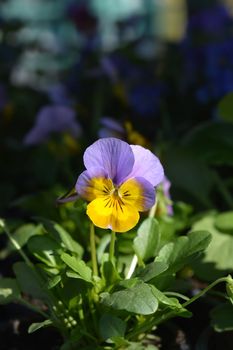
[0,304,62,350]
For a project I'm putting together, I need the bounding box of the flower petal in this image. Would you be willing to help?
[86,197,139,233]
[76,171,113,201]
[83,138,134,185]
[125,145,164,187]
[119,177,155,211]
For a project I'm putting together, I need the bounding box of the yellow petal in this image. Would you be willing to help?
[86,197,139,233]
[119,178,145,211]
[82,177,114,201]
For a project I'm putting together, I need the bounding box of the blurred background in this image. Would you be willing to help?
[1,0,233,217]
[1,0,233,348]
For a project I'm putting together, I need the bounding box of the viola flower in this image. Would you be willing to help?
[76,138,164,232]
[24,105,81,146]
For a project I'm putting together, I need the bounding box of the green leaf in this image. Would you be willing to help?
[155,230,211,274]
[183,122,233,166]
[101,260,121,287]
[0,278,21,304]
[28,319,53,334]
[61,253,92,283]
[191,215,233,281]
[47,275,61,289]
[37,218,83,257]
[99,314,126,340]
[101,281,158,315]
[136,261,168,282]
[13,262,46,300]
[218,92,233,123]
[150,285,181,309]
[28,235,62,267]
[215,211,233,234]
[119,278,140,289]
[134,218,160,261]
[163,147,215,207]
[210,303,233,332]
[8,224,43,251]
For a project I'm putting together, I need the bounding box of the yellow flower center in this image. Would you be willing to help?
[82,177,147,232]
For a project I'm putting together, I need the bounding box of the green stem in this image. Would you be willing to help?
[90,223,98,277]
[109,231,116,264]
[182,276,232,308]
[149,197,158,218]
[126,254,138,279]
[127,275,232,340]
[0,219,33,268]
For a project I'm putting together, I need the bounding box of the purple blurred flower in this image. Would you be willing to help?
[76,138,164,232]
[24,105,82,146]
[99,117,125,139]
[46,84,72,106]
[100,57,118,83]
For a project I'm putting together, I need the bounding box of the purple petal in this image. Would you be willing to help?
[76,167,107,200]
[133,177,156,211]
[125,145,164,187]
[83,138,134,185]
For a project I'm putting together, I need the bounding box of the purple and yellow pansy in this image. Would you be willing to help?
[76,138,164,232]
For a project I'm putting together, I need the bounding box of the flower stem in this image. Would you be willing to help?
[0,219,33,268]
[90,223,98,276]
[126,254,138,279]
[109,231,116,264]
[182,276,232,308]
[149,197,158,218]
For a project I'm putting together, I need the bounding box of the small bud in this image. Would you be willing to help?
[71,320,77,327]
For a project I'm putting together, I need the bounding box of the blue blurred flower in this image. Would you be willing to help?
[181,4,233,102]
[187,4,231,34]
[128,82,165,117]
[24,105,82,146]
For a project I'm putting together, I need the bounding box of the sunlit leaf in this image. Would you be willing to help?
[61,253,92,283]
[28,319,53,334]
[134,218,160,261]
